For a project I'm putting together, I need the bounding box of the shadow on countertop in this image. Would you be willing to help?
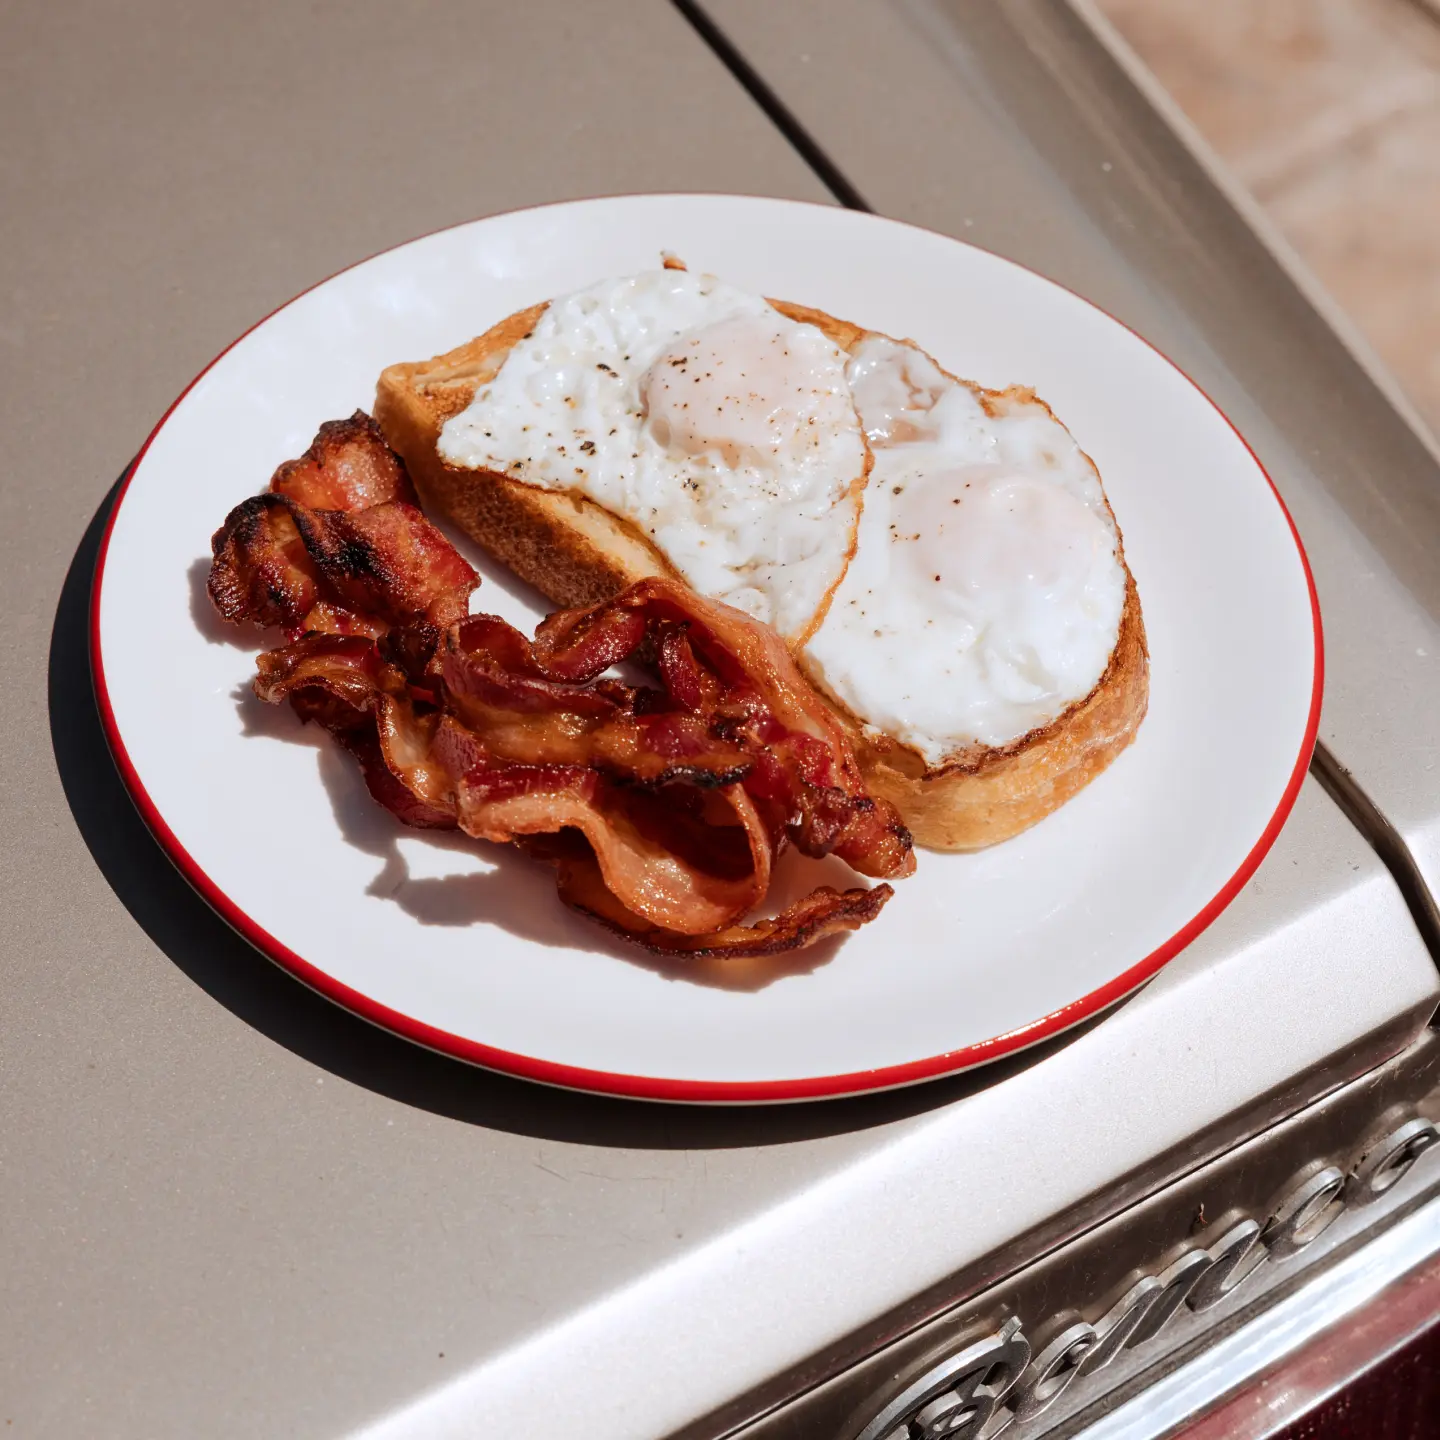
[48,472,1122,1150]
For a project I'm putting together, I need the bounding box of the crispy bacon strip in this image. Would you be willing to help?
[270,411,419,511]
[441,581,914,882]
[209,494,476,638]
[250,581,912,948]
[528,580,916,879]
[212,416,913,956]
[556,862,894,957]
[439,715,774,935]
[208,414,476,656]
[255,636,772,933]
[441,613,756,788]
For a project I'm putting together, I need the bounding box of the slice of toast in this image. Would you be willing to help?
[375,301,684,612]
[374,293,1147,851]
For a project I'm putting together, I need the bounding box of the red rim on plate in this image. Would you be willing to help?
[89,203,1324,1104]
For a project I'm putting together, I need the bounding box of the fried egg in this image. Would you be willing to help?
[800,336,1127,763]
[438,269,867,642]
[440,270,1127,766]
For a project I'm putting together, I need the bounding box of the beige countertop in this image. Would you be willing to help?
[6,4,1440,1438]
[1098,0,1440,438]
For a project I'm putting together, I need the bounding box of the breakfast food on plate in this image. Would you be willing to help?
[374,264,1147,850]
[209,413,471,650]
[376,269,870,645]
[208,415,914,956]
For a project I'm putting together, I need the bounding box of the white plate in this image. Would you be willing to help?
[94,195,1321,1103]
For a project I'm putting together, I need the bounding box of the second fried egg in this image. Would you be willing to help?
[801,336,1128,762]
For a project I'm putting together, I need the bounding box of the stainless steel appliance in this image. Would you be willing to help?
[7,3,1440,1436]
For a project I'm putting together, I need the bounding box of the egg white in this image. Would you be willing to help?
[801,337,1127,763]
[437,269,867,641]
[439,275,1127,765]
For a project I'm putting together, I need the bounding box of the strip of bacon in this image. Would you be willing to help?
[208,413,476,657]
[209,494,476,636]
[270,411,419,511]
[555,861,894,957]
[441,613,756,788]
[251,583,912,945]
[526,580,916,880]
[254,635,455,828]
[254,635,772,933]
[211,416,912,957]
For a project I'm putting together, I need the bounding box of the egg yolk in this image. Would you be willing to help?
[894,467,1112,609]
[640,314,824,468]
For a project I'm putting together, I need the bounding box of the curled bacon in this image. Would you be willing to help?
[556,862,895,957]
[254,581,915,952]
[527,580,916,879]
[208,494,477,644]
[210,417,913,957]
[270,411,418,511]
[208,409,475,662]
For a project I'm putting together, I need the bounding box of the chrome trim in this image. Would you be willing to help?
[1350,1117,1440,1207]
[846,1135,1440,1438]
[854,1320,1030,1440]
[701,1033,1440,1439]
[1073,1192,1440,1440]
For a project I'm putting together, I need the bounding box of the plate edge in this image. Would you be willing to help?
[87,197,1326,1104]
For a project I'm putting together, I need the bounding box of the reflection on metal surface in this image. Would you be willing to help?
[1012,1323,1096,1423]
[693,1034,1440,1440]
[1259,1167,1347,1261]
[1074,1197,1440,1440]
[1183,1220,1264,1313]
[854,1320,1030,1440]
[1123,1250,1210,1346]
[1077,1278,1163,1374]
[849,1147,1435,1438]
[1349,1117,1440,1206]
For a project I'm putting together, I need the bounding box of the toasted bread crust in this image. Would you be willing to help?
[374,292,1148,850]
[833,575,1147,849]
[375,302,684,610]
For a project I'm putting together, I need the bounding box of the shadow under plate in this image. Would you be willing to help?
[47,471,1122,1147]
